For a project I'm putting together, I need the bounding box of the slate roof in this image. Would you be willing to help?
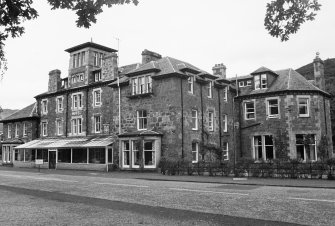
[251,66,277,75]
[237,68,330,97]
[65,42,117,53]
[0,103,38,122]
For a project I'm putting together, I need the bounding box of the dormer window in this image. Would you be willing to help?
[254,74,267,90]
[131,75,152,95]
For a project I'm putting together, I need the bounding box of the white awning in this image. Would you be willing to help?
[15,136,114,149]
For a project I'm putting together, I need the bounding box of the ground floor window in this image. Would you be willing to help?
[296,134,316,161]
[192,142,199,163]
[14,149,24,161]
[222,142,229,161]
[253,135,274,161]
[144,140,155,167]
[72,148,87,163]
[132,141,140,168]
[123,141,130,167]
[89,148,105,164]
[108,148,113,163]
[37,149,48,162]
[58,149,71,163]
[121,139,158,168]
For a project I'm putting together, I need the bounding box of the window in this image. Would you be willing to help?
[144,140,155,167]
[41,99,48,114]
[93,89,101,106]
[222,114,228,132]
[94,52,104,67]
[41,121,47,137]
[298,97,309,117]
[208,111,214,131]
[71,118,82,135]
[137,110,147,130]
[23,123,27,136]
[207,81,213,98]
[72,93,83,110]
[58,149,71,163]
[192,142,199,163]
[131,75,152,95]
[254,74,267,90]
[37,149,48,162]
[191,110,198,130]
[253,135,274,161]
[222,142,229,160]
[89,148,105,164]
[7,124,11,138]
[239,81,245,87]
[296,134,316,161]
[246,80,252,86]
[132,140,140,168]
[94,71,102,82]
[72,148,87,163]
[244,101,255,120]
[188,76,194,94]
[72,52,85,68]
[15,124,19,138]
[56,119,63,135]
[267,98,279,118]
[56,97,63,113]
[123,141,130,167]
[223,87,228,101]
[94,115,101,133]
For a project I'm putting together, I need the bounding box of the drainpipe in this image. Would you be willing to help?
[200,82,204,158]
[217,87,222,149]
[86,88,89,136]
[180,78,184,159]
[118,77,121,134]
[65,93,69,137]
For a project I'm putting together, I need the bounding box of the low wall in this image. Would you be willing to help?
[14,161,49,169]
[57,163,107,171]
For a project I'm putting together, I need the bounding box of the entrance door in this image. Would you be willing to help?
[49,151,56,169]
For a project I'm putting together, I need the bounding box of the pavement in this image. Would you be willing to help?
[1,165,335,189]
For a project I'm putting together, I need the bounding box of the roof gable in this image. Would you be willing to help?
[0,103,38,122]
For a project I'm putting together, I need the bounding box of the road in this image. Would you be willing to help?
[0,170,334,226]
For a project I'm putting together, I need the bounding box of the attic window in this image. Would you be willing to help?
[254,74,267,90]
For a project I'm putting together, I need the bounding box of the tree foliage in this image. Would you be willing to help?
[0,0,138,79]
[265,0,321,41]
[0,0,322,77]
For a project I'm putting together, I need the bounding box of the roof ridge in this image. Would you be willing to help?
[287,68,292,90]
[166,57,176,73]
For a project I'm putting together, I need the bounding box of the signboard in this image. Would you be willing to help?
[35,159,43,165]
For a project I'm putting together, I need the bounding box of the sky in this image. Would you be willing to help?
[0,0,334,110]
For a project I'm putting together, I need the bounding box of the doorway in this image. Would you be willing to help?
[49,150,56,169]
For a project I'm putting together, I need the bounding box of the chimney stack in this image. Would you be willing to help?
[212,63,226,79]
[141,49,162,64]
[48,69,61,92]
[102,52,118,80]
[313,52,325,91]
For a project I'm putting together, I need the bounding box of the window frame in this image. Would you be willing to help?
[23,123,27,137]
[192,142,199,163]
[56,119,63,136]
[208,111,214,131]
[223,86,228,102]
[207,81,213,98]
[15,123,19,138]
[253,135,274,161]
[71,117,82,135]
[244,100,256,120]
[94,115,101,133]
[41,121,48,137]
[7,124,11,138]
[188,76,194,94]
[93,89,102,107]
[137,110,148,131]
[222,114,228,132]
[41,99,48,115]
[56,96,63,113]
[298,97,310,117]
[191,109,198,130]
[295,134,317,161]
[131,75,152,95]
[72,92,83,110]
[222,142,229,161]
[266,98,279,118]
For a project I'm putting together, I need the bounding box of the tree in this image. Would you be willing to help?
[265,0,321,41]
[0,0,321,77]
[0,0,139,79]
